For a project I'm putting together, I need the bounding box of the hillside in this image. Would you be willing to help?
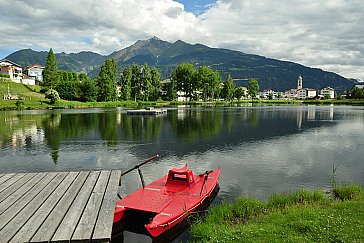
[5,37,356,93]
[0,80,44,100]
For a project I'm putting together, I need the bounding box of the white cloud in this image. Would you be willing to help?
[0,0,363,80]
[198,0,364,79]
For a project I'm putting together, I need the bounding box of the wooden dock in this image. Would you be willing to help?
[127,107,167,115]
[0,170,121,243]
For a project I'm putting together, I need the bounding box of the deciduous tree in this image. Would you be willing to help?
[172,63,196,100]
[79,73,97,102]
[120,66,132,100]
[150,67,161,101]
[247,79,260,100]
[222,74,235,101]
[96,58,118,101]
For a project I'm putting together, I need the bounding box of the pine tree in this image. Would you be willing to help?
[42,48,59,89]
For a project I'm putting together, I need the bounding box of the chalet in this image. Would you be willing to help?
[23,64,44,83]
[0,59,22,81]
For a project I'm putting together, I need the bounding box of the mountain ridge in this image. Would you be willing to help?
[5,37,356,93]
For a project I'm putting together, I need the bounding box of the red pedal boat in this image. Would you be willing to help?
[113,158,220,238]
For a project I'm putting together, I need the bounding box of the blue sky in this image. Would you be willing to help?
[0,0,363,81]
[178,0,217,15]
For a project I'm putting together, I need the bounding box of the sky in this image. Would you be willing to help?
[0,0,363,81]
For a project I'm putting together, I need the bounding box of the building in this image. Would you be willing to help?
[297,75,303,90]
[353,84,364,90]
[260,89,281,99]
[320,87,335,99]
[284,76,304,99]
[0,59,22,81]
[297,88,317,99]
[23,64,44,83]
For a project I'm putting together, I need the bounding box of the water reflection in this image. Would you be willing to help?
[0,106,358,165]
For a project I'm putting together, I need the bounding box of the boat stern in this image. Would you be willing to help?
[113,205,126,223]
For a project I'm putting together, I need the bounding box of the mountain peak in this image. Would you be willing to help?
[151,36,161,41]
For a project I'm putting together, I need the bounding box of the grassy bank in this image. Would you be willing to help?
[190,184,364,242]
[2,81,364,110]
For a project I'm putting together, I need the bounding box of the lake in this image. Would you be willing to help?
[1,105,363,241]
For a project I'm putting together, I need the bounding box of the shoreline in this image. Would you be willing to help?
[190,184,364,242]
[1,98,364,111]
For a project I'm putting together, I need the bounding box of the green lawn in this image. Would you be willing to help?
[190,185,364,242]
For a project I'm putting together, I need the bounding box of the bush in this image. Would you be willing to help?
[45,89,60,105]
[0,73,10,78]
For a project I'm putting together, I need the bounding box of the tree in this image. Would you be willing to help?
[197,66,212,101]
[351,87,364,99]
[247,79,260,100]
[120,66,132,100]
[234,86,245,100]
[142,64,152,101]
[45,89,60,104]
[57,70,79,100]
[131,64,141,101]
[150,67,161,101]
[42,48,59,89]
[79,73,97,102]
[222,74,235,101]
[96,58,118,101]
[166,78,177,101]
[172,63,196,100]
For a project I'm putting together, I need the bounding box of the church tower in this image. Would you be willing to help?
[297,76,303,90]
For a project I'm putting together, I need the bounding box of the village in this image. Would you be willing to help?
[0,58,357,102]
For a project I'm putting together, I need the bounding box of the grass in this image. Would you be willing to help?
[190,185,364,242]
[2,81,364,110]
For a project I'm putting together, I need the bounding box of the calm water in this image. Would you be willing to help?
[1,105,364,241]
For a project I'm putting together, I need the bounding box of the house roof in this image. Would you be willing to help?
[321,87,335,91]
[23,64,44,71]
[354,84,364,89]
[0,59,22,68]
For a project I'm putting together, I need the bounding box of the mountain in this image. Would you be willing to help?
[6,49,106,73]
[5,37,356,93]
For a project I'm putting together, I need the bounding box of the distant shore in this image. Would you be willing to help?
[1,82,364,111]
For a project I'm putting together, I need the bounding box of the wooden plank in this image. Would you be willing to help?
[72,171,111,242]
[30,171,90,243]
[0,173,37,204]
[0,173,27,193]
[92,170,121,242]
[0,173,57,225]
[11,172,79,243]
[0,174,15,186]
[0,173,47,216]
[0,172,68,242]
[52,171,101,243]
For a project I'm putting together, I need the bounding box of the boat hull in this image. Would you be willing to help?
[113,166,220,239]
[112,183,220,241]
